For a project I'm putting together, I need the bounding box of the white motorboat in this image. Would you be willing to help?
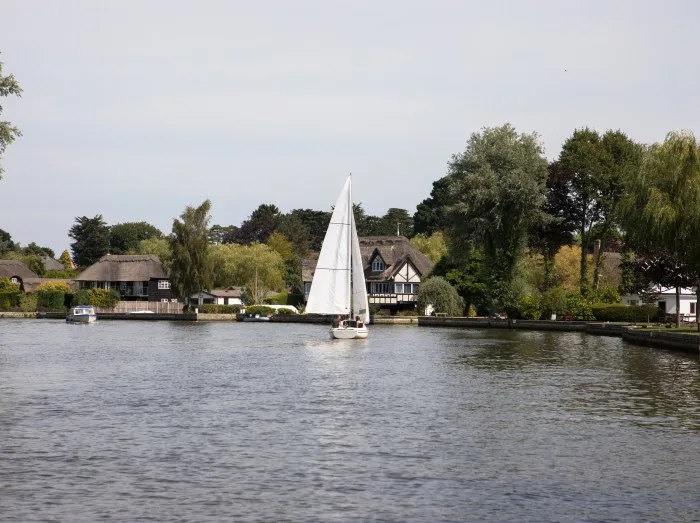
[305,174,370,340]
[66,305,97,323]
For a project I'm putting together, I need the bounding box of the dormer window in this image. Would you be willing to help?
[372,256,385,272]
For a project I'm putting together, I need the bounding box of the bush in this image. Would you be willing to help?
[565,293,593,319]
[417,276,464,316]
[592,304,663,323]
[517,294,541,320]
[37,281,73,293]
[594,285,621,304]
[37,290,66,311]
[18,293,38,312]
[199,304,242,314]
[264,292,288,305]
[72,289,91,306]
[245,305,275,316]
[275,307,296,314]
[541,287,568,317]
[398,310,419,316]
[0,293,14,310]
[88,289,121,308]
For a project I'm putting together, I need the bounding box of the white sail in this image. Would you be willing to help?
[305,176,352,315]
[351,210,370,324]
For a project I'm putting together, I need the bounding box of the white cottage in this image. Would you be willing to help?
[621,286,697,322]
[189,287,244,306]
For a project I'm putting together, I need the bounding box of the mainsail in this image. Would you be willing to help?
[306,175,369,324]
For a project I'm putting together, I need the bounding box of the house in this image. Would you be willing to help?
[75,254,178,302]
[0,260,40,291]
[621,286,697,322]
[189,287,244,306]
[41,255,65,272]
[303,236,433,314]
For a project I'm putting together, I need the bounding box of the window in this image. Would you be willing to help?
[371,282,392,294]
[395,283,404,294]
[161,298,169,303]
[372,256,385,272]
[691,303,696,315]
[170,299,178,303]
[10,277,18,283]
[158,280,171,290]
[629,299,638,306]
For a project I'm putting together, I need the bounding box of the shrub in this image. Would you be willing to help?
[37,281,73,293]
[591,304,663,323]
[264,292,288,305]
[275,307,296,314]
[88,288,121,308]
[18,293,38,312]
[37,290,65,311]
[594,285,621,304]
[199,304,242,314]
[245,305,275,316]
[417,276,464,316]
[517,294,541,320]
[398,310,419,316]
[565,293,593,319]
[541,287,568,317]
[72,289,92,306]
[0,294,13,310]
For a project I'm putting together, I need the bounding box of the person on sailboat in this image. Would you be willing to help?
[332,315,342,328]
[355,315,364,328]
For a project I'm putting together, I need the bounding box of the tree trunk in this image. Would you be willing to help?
[676,286,681,328]
[592,239,602,291]
[580,224,588,295]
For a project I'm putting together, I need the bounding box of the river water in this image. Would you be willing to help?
[1,319,699,522]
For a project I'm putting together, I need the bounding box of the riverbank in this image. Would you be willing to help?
[2,311,697,355]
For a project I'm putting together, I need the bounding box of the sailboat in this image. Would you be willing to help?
[306,174,370,339]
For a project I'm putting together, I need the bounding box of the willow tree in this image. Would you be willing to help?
[0,54,22,180]
[445,124,548,314]
[169,200,213,308]
[619,131,700,328]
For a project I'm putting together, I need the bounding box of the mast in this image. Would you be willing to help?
[347,172,353,317]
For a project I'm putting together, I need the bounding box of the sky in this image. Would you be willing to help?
[2,0,699,256]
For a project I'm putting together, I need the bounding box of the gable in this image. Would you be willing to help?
[393,260,421,282]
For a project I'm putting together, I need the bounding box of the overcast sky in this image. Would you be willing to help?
[2,0,699,255]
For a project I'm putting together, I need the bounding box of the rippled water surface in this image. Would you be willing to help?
[1,319,699,522]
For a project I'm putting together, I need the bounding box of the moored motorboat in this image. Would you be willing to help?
[66,305,97,323]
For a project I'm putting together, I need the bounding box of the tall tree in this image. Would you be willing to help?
[288,209,331,251]
[208,224,238,245]
[619,131,700,327]
[69,215,110,267]
[410,231,447,264]
[413,177,451,235]
[135,237,172,267]
[169,200,213,307]
[0,228,17,253]
[228,204,281,244]
[0,53,22,180]
[558,128,641,294]
[58,249,74,270]
[109,222,163,254]
[209,243,285,302]
[380,208,414,237]
[445,124,548,313]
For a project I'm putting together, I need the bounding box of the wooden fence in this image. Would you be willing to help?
[94,301,183,314]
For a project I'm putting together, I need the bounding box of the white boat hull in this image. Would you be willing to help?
[66,314,96,323]
[331,326,368,339]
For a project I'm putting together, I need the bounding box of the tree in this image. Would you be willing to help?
[413,176,451,235]
[619,131,700,327]
[109,222,163,254]
[228,204,282,244]
[0,228,17,253]
[417,276,464,316]
[209,243,285,302]
[558,128,641,294]
[380,208,414,237]
[69,215,110,267]
[23,242,54,258]
[445,124,549,313]
[169,200,213,307]
[287,209,331,251]
[58,249,74,270]
[208,224,238,245]
[410,231,447,264]
[0,54,22,180]
[135,237,172,267]
[431,248,488,315]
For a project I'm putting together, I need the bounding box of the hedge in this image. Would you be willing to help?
[37,290,67,311]
[0,291,20,310]
[591,303,664,323]
[199,304,242,314]
[244,305,275,316]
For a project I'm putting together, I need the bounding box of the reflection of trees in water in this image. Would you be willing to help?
[449,329,700,430]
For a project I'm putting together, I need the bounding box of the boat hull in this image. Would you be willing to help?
[66,314,96,323]
[331,326,368,339]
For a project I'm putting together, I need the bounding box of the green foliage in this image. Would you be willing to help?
[37,280,73,293]
[169,200,213,305]
[87,288,120,308]
[593,285,621,304]
[0,277,19,291]
[517,294,542,320]
[244,305,275,316]
[58,249,74,269]
[109,222,163,255]
[72,289,91,306]
[18,292,37,312]
[228,204,282,244]
[0,54,23,179]
[134,237,172,266]
[44,269,78,278]
[540,286,568,317]
[565,293,594,319]
[199,304,242,314]
[0,228,18,253]
[275,307,296,315]
[69,215,110,267]
[591,304,663,323]
[0,294,11,310]
[446,124,549,312]
[410,232,447,263]
[417,276,464,316]
[210,243,285,303]
[286,209,331,251]
[431,248,488,314]
[413,176,451,235]
[37,290,66,311]
[264,291,288,305]
[398,310,419,316]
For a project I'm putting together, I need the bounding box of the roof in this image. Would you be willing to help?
[22,278,79,293]
[75,254,168,282]
[41,255,65,271]
[359,236,433,281]
[208,287,243,298]
[0,260,40,280]
[302,236,433,283]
